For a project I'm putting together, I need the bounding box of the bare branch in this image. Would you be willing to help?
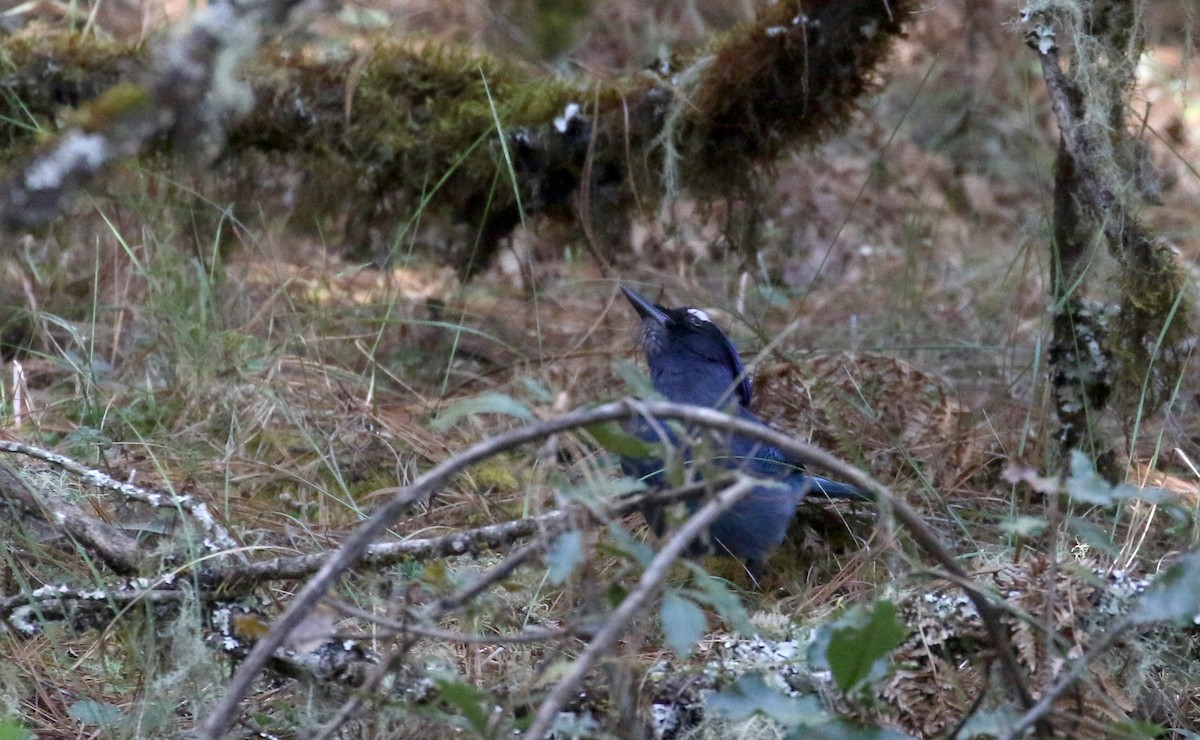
[329,599,574,645]
[0,584,189,634]
[205,477,730,590]
[0,460,143,574]
[0,0,312,230]
[0,439,243,559]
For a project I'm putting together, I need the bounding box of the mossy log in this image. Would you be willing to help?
[1,0,915,274]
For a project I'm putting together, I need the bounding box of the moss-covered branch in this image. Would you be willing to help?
[1,0,917,274]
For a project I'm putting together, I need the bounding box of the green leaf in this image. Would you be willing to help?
[661,589,707,657]
[606,522,655,567]
[1063,516,1120,554]
[999,515,1047,538]
[789,724,914,740]
[957,706,1021,737]
[431,392,533,431]
[545,530,584,585]
[0,716,32,740]
[817,600,906,693]
[1109,720,1166,740]
[1066,450,1172,506]
[67,699,123,727]
[1131,551,1200,626]
[435,678,494,734]
[684,564,753,635]
[519,376,554,403]
[557,476,645,503]
[585,421,657,459]
[706,673,828,727]
[606,582,628,608]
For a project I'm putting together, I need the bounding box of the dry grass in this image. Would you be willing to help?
[1,0,1199,737]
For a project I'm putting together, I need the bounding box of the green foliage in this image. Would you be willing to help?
[1132,551,1200,626]
[605,521,655,568]
[584,421,656,459]
[683,564,752,636]
[430,391,533,431]
[1065,450,1173,506]
[811,600,906,695]
[66,699,122,729]
[545,530,583,585]
[0,716,31,740]
[956,707,1021,738]
[434,677,496,735]
[706,672,828,726]
[555,476,644,503]
[660,589,707,657]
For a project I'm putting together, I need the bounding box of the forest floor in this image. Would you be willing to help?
[2,0,1200,737]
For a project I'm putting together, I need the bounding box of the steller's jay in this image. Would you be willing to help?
[618,286,867,576]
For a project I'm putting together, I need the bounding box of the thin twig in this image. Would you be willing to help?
[524,476,757,738]
[310,541,551,740]
[329,599,575,644]
[205,476,730,590]
[1002,614,1135,739]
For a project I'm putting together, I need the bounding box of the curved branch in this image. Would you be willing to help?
[203,397,1034,736]
[525,475,757,738]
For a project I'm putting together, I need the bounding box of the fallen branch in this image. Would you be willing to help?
[205,476,731,590]
[0,459,142,574]
[0,584,190,634]
[0,438,243,559]
[0,0,313,230]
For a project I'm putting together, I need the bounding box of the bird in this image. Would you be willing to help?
[618,285,867,576]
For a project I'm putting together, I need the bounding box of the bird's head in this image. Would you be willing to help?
[620,286,752,409]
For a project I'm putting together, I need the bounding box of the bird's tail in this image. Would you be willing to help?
[807,475,871,502]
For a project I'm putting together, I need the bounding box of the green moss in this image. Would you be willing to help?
[675,0,911,198]
[0,30,141,150]
[1112,245,1192,415]
[76,81,152,131]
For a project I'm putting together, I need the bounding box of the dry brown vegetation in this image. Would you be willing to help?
[0,0,1199,738]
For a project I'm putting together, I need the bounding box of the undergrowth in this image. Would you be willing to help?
[0,1,1198,738]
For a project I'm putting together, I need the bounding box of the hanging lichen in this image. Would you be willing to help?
[1025,0,1193,469]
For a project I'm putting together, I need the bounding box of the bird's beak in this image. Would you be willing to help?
[620,286,669,325]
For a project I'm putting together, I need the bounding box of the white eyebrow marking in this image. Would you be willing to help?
[686,308,711,323]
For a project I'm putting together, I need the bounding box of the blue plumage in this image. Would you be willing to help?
[619,286,865,576]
